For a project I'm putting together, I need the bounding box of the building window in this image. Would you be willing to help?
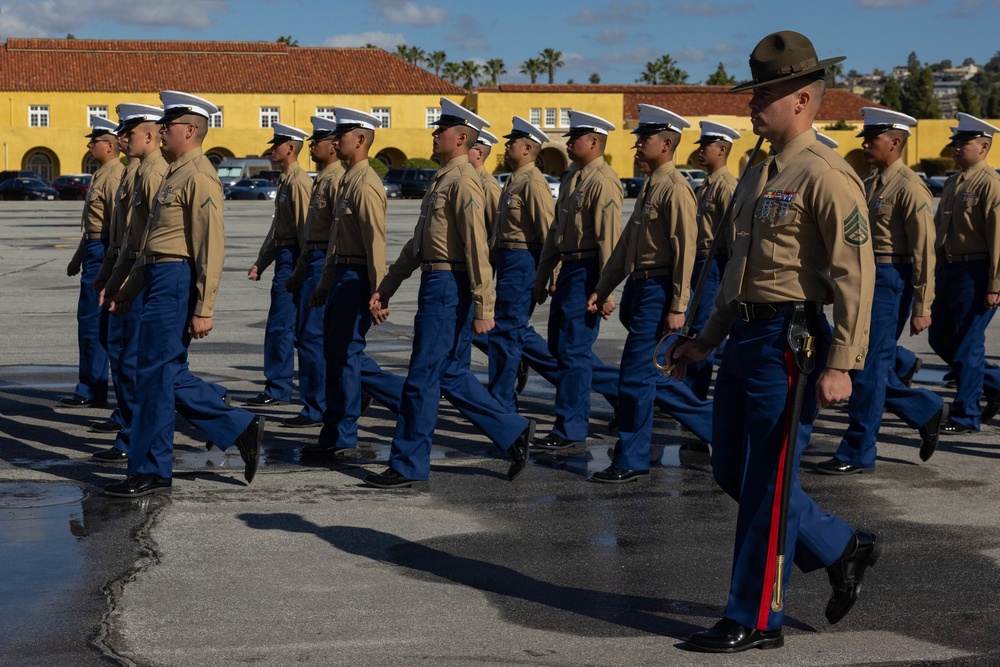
[315,107,337,121]
[544,108,557,128]
[88,105,108,123]
[260,107,280,128]
[29,105,49,127]
[25,150,54,182]
[426,107,441,128]
[371,107,391,129]
[83,153,99,174]
[209,108,224,128]
[560,108,571,127]
[529,108,541,126]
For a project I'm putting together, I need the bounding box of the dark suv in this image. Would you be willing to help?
[0,170,45,185]
[383,168,437,199]
[52,174,92,200]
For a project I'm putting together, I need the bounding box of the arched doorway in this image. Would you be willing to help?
[738,147,767,172]
[23,148,58,181]
[684,149,702,170]
[539,146,568,177]
[82,153,99,174]
[205,147,233,169]
[375,147,407,170]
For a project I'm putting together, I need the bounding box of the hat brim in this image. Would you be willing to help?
[85,129,114,139]
[729,55,845,93]
[307,130,334,142]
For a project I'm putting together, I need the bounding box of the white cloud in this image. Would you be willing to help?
[672,2,753,15]
[568,1,649,25]
[371,0,449,27]
[323,31,406,49]
[0,0,228,35]
[596,28,629,45]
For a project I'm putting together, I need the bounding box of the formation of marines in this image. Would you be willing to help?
[57,30,1000,653]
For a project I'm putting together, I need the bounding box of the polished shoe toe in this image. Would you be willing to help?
[591,465,649,484]
[363,468,421,489]
[507,419,535,481]
[900,357,922,388]
[244,393,282,406]
[940,420,972,435]
[60,395,103,408]
[918,404,947,462]
[826,531,881,624]
[89,419,123,433]
[92,447,128,463]
[360,391,373,414]
[300,443,353,459]
[532,433,580,451]
[104,473,172,498]
[515,358,530,394]
[981,396,1000,426]
[686,618,784,653]
[281,415,322,428]
[815,457,871,475]
[234,415,265,483]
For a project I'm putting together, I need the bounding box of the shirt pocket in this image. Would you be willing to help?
[874,203,893,226]
[505,194,524,224]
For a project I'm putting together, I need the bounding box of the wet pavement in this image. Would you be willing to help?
[3,201,1000,666]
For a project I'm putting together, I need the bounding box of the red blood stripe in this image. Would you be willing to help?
[756,346,798,630]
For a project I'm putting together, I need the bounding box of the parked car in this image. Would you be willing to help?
[225,178,277,200]
[677,168,707,191]
[0,177,58,200]
[383,181,402,199]
[924,176,947,197]
[216,157,275,187]
[496,172,561,198]
[620,177,644,198]
[51,174,92,200]
[383,168,436,199]
[0,170,46,185]
[255,170,281,184]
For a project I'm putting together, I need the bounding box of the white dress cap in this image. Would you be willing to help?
[476,129,499,147]
[115,103,164,128]
[695,120,741,144]
[503,116,550,144]
[815,129,839,149]
[564,110,616,137]
[856,107,917,137]
[632,105,689,135]
[268,122,310,144]
[309,115,338,140]
[157,90,219,121]
[86,115,119,138]
[333,107,383,132]
[950,112,1000,141]
[433,97,490,133]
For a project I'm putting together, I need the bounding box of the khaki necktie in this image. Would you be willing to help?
[412,175,441,257]
[623,179,650,274]
[553,170,582,247]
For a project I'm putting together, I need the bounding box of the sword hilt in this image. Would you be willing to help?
[770,555,785,612]
[653,333,691,377]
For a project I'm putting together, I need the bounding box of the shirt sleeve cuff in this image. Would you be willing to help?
[827,344,867,371]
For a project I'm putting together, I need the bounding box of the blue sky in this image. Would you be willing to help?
[1,0,998,85]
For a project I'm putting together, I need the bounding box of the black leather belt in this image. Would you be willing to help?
[146,254,185,264]
[305,241,327,250]
[560,249,598,261]
[83,232,107,241]
[875,253,912,264]
[631,266,672,280]
[736,301,819,322]
[945,252,989,262]
[498,240,541,250]
[421,260,467,272]
[336,256,367,266]
[274,239,299,248]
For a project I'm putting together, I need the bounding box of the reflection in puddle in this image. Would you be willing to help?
[530,442,711,480]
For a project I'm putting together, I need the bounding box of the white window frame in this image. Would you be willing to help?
[560,108,571,128]
[315,107,337,121]
[529,108,541,126]
[87,105,108,123]
[29,105,49,128]
[371,107,391,129]
[425,107,441,128]
[544,108,557,128]
[259,106,280,128]
[209,108,224,128]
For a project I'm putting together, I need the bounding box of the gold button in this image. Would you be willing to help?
[856,354,863,362]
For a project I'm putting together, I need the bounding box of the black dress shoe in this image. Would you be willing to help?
[281,415,322,428]
[364,468,420,489]
[981,396,1000,425]
[244,393,283,406]
[105,473,172,498]
[92,447,128,463]
[515,358,530,394]
[233,415,265,483]
[815,457,872,475]
[507,419,535,480]
[89,419,123,433]
[607,414,619,434]
[900,357,922,388]
[592,465,649,484]
[686,618,783,653]
[360,391,373,415]
[300,443,353,459]
[940,420,972,435]
[532,433,581,451]
[222,392,232,406]
[918,404,947,462]
[826,531,881,624]
[60,395,104,408]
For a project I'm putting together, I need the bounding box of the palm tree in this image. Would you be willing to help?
[540,48,564,84]
[276,35,299,47]
[459,60,482,89]
[637,60,662,84]
[393,44,424,65]
[520,58,545,84]
[426,50,447,77]
[484,58,507,86]
[442,61,462,85]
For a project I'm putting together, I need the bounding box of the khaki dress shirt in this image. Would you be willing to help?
[71,158,124,264]
[291,161,345,288]
[935,160,1000,292]
[95,158,140,285]
[253,162,312,272]
[697,165,738,253]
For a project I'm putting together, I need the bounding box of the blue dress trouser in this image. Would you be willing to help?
[487,248,539,412]
[388,271,529,481]
[262,246,299,401]
[712,311,854,631]
[75,239,110,401]
[547,258,603,441]
[294,249,328,421]
[929,260,998,430]
[684,254,725,400]
[319,265,404,449]
[894,345,918,381]
[836,264,943,468]
[104,306,125,429]
[128,261,255,478]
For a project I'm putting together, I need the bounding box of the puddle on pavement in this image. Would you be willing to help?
[913,366,952,386]
[530,442,711,480]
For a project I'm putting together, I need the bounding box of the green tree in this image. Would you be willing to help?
[426,50,447,77]
[986,83,1000,118]
[442,61,462,84]
[66,33,75,39]
[394,44,425,65]
[520,58,545,84]
[459,60,481,89]
[540,48,564,84]
[958,81,982,116]
[825,62,844,88]
[881,78,903,110]
[277,35,299,47]
[637,59,662,84]
[483,59,507,86]
[705,62,736,86]
[589,72,601,84]
[368,157,388,178]
[656,55,688,84]
[902,56,940,118]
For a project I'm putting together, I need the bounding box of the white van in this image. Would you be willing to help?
[217,157,275,187]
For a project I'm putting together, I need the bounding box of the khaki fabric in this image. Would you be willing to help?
[697,165,738,252]
[253,161,312,272]
[935,160,1000,292]
[293,161,345,289]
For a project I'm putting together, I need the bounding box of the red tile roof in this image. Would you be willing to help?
[0,39,465,95]
[490,84,880,121]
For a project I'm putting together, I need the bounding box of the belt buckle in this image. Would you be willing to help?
[738,302,751,322]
